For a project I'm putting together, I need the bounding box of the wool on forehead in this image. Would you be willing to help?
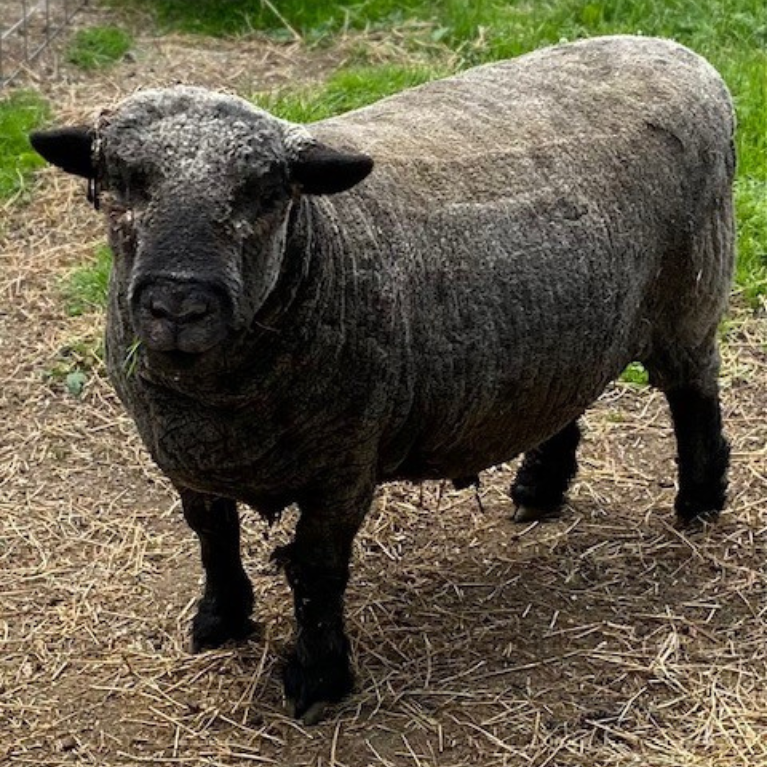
[99,85,312,177]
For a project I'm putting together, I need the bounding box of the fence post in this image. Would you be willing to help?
[1,0,89,90]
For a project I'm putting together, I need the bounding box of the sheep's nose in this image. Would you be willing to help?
[148,292,211,323]
[132,278,231,354]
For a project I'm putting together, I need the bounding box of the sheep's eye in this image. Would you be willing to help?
[109,166,152,203]
[239,177,286,213]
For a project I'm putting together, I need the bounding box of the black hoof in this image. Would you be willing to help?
[510,422,580,514]
[510,480,565,518]
[675,484,726,527]
[511,479,557,507]
[512,503,563,523]
[675,501,721,528]
[190,585,256,652]
[283,651,354,724]
[191,612,256,652]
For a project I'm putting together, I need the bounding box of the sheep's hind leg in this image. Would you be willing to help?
[179,488,255,651]
[511,419,581,521]
[664,384,729,524]
[646,341,730,524]
[274,477,374,724]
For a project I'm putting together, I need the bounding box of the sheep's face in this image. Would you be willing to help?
[30,87,373,369]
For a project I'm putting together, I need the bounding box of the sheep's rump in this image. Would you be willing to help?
[313,36,735,476]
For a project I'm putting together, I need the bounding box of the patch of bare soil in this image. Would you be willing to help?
[1,15,766,767]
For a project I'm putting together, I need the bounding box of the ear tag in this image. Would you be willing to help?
[87,175,101,210]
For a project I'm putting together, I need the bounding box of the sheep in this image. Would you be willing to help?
[31,35,735,723]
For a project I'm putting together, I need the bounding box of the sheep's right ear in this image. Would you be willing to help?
[291,143,373,195]
[29,127,94,179]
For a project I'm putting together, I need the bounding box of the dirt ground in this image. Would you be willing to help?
[1,12,766,767]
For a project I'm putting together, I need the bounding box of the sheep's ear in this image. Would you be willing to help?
[29,127,94,179]
[291,143,373,195]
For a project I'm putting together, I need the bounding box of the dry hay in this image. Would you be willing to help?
[1,12,766,767]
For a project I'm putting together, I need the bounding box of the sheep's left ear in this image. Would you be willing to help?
[29,126,95,179]
[290,143,373,195]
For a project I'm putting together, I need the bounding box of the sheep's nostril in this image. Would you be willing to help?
[177,298,211,322]
[149,294,211,323]
[149,296,172,320]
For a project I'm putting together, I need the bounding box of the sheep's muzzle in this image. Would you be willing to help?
[131,277,232,357]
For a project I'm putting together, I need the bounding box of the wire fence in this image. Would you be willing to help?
[1,0,89,89]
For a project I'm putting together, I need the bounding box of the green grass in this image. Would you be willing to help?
[63,244,112,316]
[253,62,451,122]
[116,0,418,38]
[0,90,50,200]
[735,179,767,304]
[716,49,767,302]
[66,26,133,70]
[55,244,112,393]
[119,0,766,50]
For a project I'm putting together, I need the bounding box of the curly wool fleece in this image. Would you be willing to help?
[98,35,734,503]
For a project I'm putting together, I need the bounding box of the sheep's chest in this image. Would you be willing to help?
[119,376,308,502]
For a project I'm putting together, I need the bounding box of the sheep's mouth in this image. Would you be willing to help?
[132,320,236,382]
[137,346,217,381]
[154,349,205,369]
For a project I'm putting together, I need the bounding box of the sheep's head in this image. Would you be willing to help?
[31,87,373,367]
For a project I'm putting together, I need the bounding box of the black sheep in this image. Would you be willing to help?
[31,36,734,723]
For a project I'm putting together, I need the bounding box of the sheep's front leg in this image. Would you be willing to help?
[275,480,373,724]
[178,488,255,651]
